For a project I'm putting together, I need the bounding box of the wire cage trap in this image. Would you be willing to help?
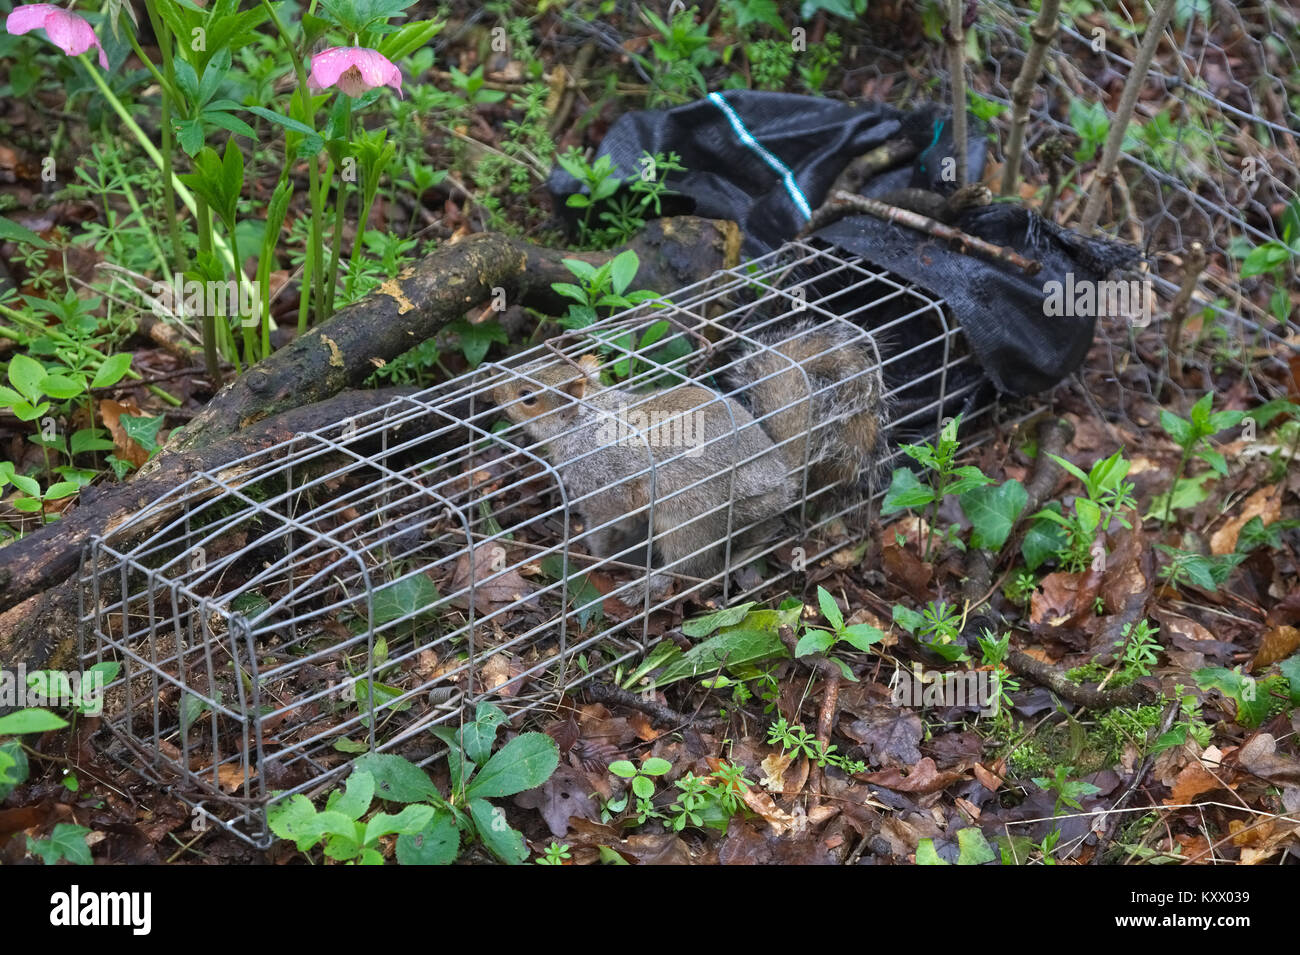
[77,239,1035,845]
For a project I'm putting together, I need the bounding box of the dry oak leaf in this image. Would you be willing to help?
[1210,485,1280,555]
[1251,626,1300,672]
[862,757,965,794]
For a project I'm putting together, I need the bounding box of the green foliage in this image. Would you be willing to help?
[642,5,717,105]
[1024,449,1136,573]
[556,149,686,249]
[894,600,967,662]
[550,250,661,330]
[766,717,866,776]
[794,586,886,681]
[1194,665,1292,728]
[883,414,1008,561]
[917,827,997,865]
[268,703,558,864]
[1156,393,1245,525]
[27,823,94,866]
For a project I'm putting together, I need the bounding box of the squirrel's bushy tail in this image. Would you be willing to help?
[722,318,888,493]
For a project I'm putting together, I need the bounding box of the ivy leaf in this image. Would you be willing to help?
[27,823,92,866]
[959,479,1027,551]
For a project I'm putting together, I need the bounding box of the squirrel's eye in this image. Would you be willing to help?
[519,389,536,407]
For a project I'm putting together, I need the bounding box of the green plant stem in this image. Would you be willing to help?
[348,184,378,300]
[78,56,248,301]
[193,197,222,380]
[1162,447,1190,526]
[325,103,354,317]
[258,0,326,330]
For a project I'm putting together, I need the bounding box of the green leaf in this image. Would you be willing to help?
[444,319,507,368]
[655,627,789,685]
[1145,472,1215,520]
[326,769,376,821]
[37,374,83,400]
[363,803,436,845]
[0,740,29,800]
[120,414,165,454]
[460,702,508,766]
[468,797,528,864]
[395,810,459,865]
[28,823,93,866]
[352,753,441,803]
[8,353,46,402]
[839,624,886,652]
[466,732,559,799]
[1240,241,1291,278]
[915,838,949,865]
[795,628,836,657]
[955,827,997,865]
[1279,654,1300,706]
[959,479,1027,551]
[90,353,133,388]
[1159,410,1194,448]
[945,465,996,496]
[371,575,439,624]
[1022,511,1068,571]
[608,760,637,779]
[377,17,445,62]
[0,708,69,735]
[608,250,640,296]
[1074,496,1101,536]
[891,605,924,634]
[881,467,934,514]
[0,215,52,249]
[681,601,757,637]
[816,587,844,630]
[641,757,672,776]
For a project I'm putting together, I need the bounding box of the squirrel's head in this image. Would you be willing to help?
[492,353,602,435]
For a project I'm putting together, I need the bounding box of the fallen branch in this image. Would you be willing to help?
[0,219,742,669]
[1005,649,1158,709]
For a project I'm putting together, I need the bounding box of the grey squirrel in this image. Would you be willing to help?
[491,319,886,595]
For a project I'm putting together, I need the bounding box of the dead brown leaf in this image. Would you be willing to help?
[1210,486,1280,555]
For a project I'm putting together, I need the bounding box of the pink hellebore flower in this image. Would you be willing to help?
[5,4,108,69]
[309,47,403,99]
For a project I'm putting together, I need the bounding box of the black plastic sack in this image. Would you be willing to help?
[548,90,1138,397]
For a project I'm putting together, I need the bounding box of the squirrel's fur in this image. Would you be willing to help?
[492,321,885,594]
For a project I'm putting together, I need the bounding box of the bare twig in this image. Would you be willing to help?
[947,0,969,187]
[1164,242,1208,360]
[801,191,1042,274]
[1078,0,1179,232]
[1000,0,1061,196]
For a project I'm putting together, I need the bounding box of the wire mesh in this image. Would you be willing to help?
[77,240,1028,844]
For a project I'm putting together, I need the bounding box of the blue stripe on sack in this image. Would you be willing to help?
[707,91,812,222]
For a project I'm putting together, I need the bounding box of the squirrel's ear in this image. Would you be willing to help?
[565,354,600,399]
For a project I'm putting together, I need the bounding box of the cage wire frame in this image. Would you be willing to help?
[78,239,1039,845]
